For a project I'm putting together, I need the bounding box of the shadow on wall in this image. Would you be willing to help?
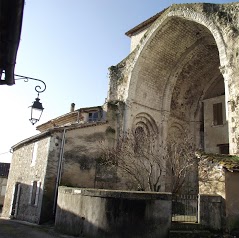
[54,187,172,238]
[55,200,152,238]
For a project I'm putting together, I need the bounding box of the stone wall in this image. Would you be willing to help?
[225,170,239,231]
[55,187,172,238]
[130,28,148,52]
[199,160,226,198]
[199,160,239,231]
[2,136,51,224]
[40,133,62,223]
[61,123,117,189]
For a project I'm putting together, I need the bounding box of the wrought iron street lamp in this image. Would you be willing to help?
[29,96,44,125]
[14,74,46,125]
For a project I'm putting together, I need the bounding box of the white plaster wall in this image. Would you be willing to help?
[130,29,148,52]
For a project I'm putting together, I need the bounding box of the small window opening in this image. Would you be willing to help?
[89,112,99,122]
[31,142,38,166]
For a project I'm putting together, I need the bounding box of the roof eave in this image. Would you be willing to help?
[0,0,25,85]
[125,9,167,37]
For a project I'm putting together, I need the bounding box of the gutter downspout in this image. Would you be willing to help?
[53,128,66,215]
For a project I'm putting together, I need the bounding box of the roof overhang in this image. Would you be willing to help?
[125,9,167,37]
[0,0,25,85]
[12,121,108,151]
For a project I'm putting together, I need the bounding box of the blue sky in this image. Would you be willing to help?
[0,0,236,162]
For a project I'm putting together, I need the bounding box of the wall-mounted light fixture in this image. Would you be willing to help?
[14,74,46,125]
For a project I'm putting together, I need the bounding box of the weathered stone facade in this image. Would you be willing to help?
[108,2,239,153]
[106,2,239,192]
[4,2,239,231]
[106,2,239,230]
[2,135,52,223]
[2,122,110,223]
[60,124,112,189]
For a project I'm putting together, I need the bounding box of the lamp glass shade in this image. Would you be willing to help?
[29,97,44,125]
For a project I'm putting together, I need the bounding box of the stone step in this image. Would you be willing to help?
[169,230,212,238]
[171,221,205,231]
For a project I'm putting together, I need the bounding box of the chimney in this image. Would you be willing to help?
[70,103,75,112]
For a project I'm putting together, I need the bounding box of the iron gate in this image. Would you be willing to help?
[172,194,198,222]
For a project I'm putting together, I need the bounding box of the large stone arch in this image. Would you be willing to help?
[107,3,239,154]
[125,6,228,104]
[116,4,233,152]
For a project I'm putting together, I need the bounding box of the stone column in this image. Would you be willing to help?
[160,111,170,192]
[220,64,239,154]
[160,111,170,145]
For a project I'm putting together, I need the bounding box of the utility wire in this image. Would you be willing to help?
[0,151,11,156]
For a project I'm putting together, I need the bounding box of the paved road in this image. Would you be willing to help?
[0,218,73,238]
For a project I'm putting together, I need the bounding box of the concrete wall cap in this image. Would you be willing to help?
[58,187,172,200]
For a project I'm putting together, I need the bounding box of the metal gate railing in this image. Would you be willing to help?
[172,194,198,222]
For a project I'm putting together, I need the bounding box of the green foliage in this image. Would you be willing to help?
[196,151,239,171]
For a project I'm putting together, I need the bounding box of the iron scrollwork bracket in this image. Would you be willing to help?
[15,74,46,96]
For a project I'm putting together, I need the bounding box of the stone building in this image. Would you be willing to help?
[197,152,239,231]
[3,1,239,231]
[2,105,111,224]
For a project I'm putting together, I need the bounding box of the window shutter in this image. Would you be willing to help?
[213,103,223,125]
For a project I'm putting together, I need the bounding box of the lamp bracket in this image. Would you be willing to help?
[15,74,46,96]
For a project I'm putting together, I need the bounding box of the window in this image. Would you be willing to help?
[134,127,146,153]
[11,183,21,216]
[88,112,99,122]
[213,103,223,126]
[29,181,41,206]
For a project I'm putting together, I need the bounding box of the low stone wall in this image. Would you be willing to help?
[55,187,172,238]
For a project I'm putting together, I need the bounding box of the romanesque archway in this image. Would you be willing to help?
[113,6,232,193]
[124,8,229,154]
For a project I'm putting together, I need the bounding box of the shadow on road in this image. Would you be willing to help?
[0,218,75,238]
